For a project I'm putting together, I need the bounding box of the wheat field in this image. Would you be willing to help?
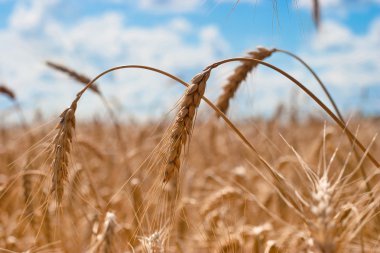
[1,1,380,252]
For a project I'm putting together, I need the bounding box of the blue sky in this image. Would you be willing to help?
[0,0,379,121]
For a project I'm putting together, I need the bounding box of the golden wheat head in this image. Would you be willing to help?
[215,47,274,115]
[163,69,211,182]
[50,101,77,204]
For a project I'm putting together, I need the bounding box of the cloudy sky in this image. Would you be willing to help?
[0,0,379,122]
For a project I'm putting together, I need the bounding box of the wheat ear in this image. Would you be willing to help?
[164,69,211,182]
[46,61,101,94]
[0,84,16,101]
[215,47,274,115]
[50,101,77,204]
[141,231,164,253]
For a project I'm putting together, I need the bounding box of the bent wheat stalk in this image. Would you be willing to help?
[206,58,380,169]
[63,63,379,172]
[274,48,377,204]
[213,51,379,222]
[273,48,343,122]
[216,47,342,120]
[57,63,378,198]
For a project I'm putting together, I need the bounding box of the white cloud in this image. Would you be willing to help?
[134,0,205,13]
[209,16,380,118]
[1,0,378,120]
[303,18,380,88]
[127,0,379,14]
[110,0,259,13]
[297,0,341,9]
[296,0,380,12]
[0,8,229,120]
[9,0,59,31]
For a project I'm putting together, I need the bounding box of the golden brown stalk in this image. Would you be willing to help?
[163,69,211,182]
[41,199,52,244]
[312,0,320,28]
[46,61,101,94]
[22,169,35,228]
[130,178,143,227]
[0,84,16,101]
[215,47,275,115]
[50,101,77,204]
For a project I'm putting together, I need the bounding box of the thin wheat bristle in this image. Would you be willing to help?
[0,84,16,101]
[215,47,274,115]
[163,69,211,182]
[50,102,77,204]
[46,61,101,94]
